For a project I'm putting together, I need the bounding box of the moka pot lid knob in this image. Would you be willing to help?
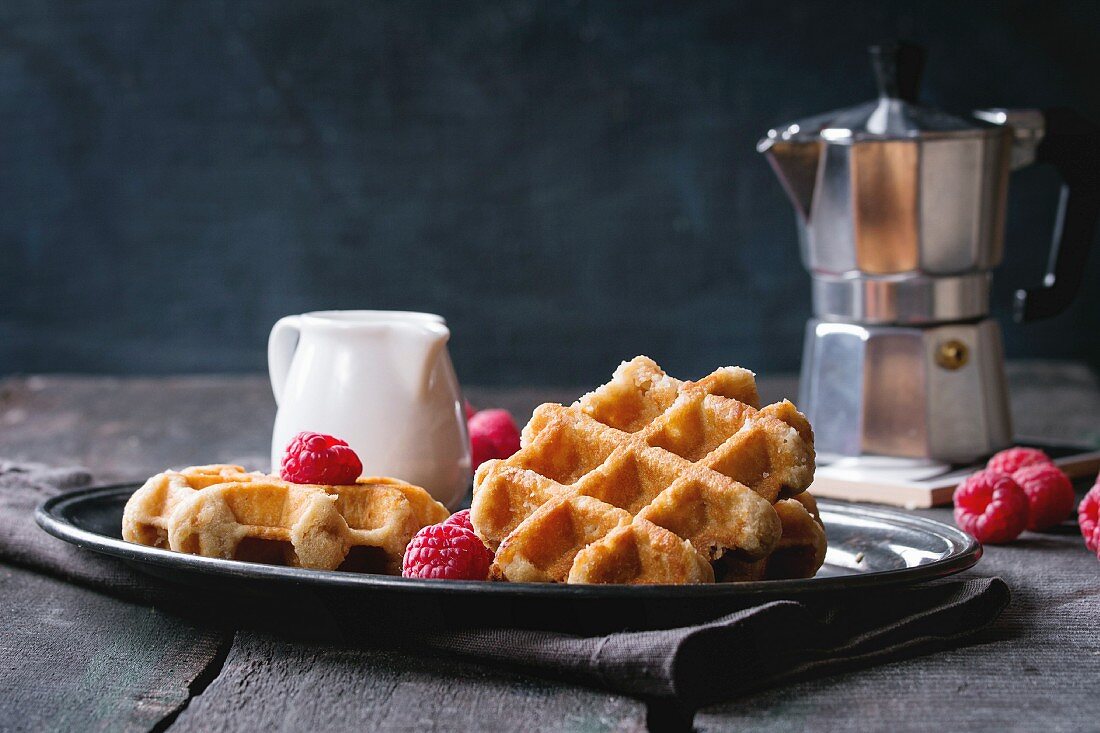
[758,41,995,147]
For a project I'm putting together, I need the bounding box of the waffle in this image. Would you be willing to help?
[123,467,448,573]
[715,492,827,581]
[122,464,266,549]
[575,356,814,503]
[569,517,715,584]
[472,356,817,584]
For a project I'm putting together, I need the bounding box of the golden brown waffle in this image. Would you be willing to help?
[715,492,827,581]
[326,477,451,572]
[122,464,266,549]
[167,479,350,569]
[123,467,447,573]
[569,518,715,584]
[575,356,814,503]
[167,476,448,572]
[489,493,716,584]
[471,356,817,584]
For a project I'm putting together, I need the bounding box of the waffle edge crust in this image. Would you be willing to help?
[471,356,823,585]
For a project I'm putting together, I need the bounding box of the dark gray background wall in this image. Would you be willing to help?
[3,0,1099,386]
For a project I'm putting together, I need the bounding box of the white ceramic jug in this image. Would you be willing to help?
[268,310,470,508]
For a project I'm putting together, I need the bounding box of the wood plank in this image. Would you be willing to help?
[695,502,1100,732]
[0,376,579,482]
[168,631,647,733]
[0,563,229,733]
[1,364,1097,732]
[0,363,1091,483]
[0,376,277,483]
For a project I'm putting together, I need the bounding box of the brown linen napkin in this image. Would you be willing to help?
[0,460,96,575]
[411,577,1008,711]
[0,460,198,607]
[5,461,1009,712]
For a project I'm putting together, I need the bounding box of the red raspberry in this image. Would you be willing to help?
[443,509,474,532]
[280,431,363,485]
[1013,463,1075,531]
[953,469,1029,544]
[402,523,493,580]
[1080,481,1100,557]
[986,447,1053,476]
[468,408,521,470]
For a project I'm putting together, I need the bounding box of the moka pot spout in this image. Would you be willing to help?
[757,136,821,222]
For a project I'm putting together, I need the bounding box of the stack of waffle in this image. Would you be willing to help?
[470,356,825,584]
[122,464,448,573]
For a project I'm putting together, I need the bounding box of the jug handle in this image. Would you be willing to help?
[268,315,301,406]
[1015,108,1100,321]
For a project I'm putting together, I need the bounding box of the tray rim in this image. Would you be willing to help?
[36,483,982,599]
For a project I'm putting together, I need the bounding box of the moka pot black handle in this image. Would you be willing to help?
[1015,108,1100,321]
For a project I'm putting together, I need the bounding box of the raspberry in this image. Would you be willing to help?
[953,469,1029,544]
[464,400,477,421]
[1013,463,1075,531]
[443,509,474,532]
[986,447,1053,476]
[468,408,521,470]
[1080,481,1100,557]
[279,431,363,485]
[402,523,493,580]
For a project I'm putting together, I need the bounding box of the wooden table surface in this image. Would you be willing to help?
[2,362,1099,732]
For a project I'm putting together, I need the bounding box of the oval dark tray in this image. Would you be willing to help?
[37,483,980,604]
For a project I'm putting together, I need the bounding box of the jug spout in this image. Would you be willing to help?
[757,137,821,221]
[391,321,451,400]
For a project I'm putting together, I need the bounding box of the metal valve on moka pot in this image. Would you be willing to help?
[759,42,1100,464]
